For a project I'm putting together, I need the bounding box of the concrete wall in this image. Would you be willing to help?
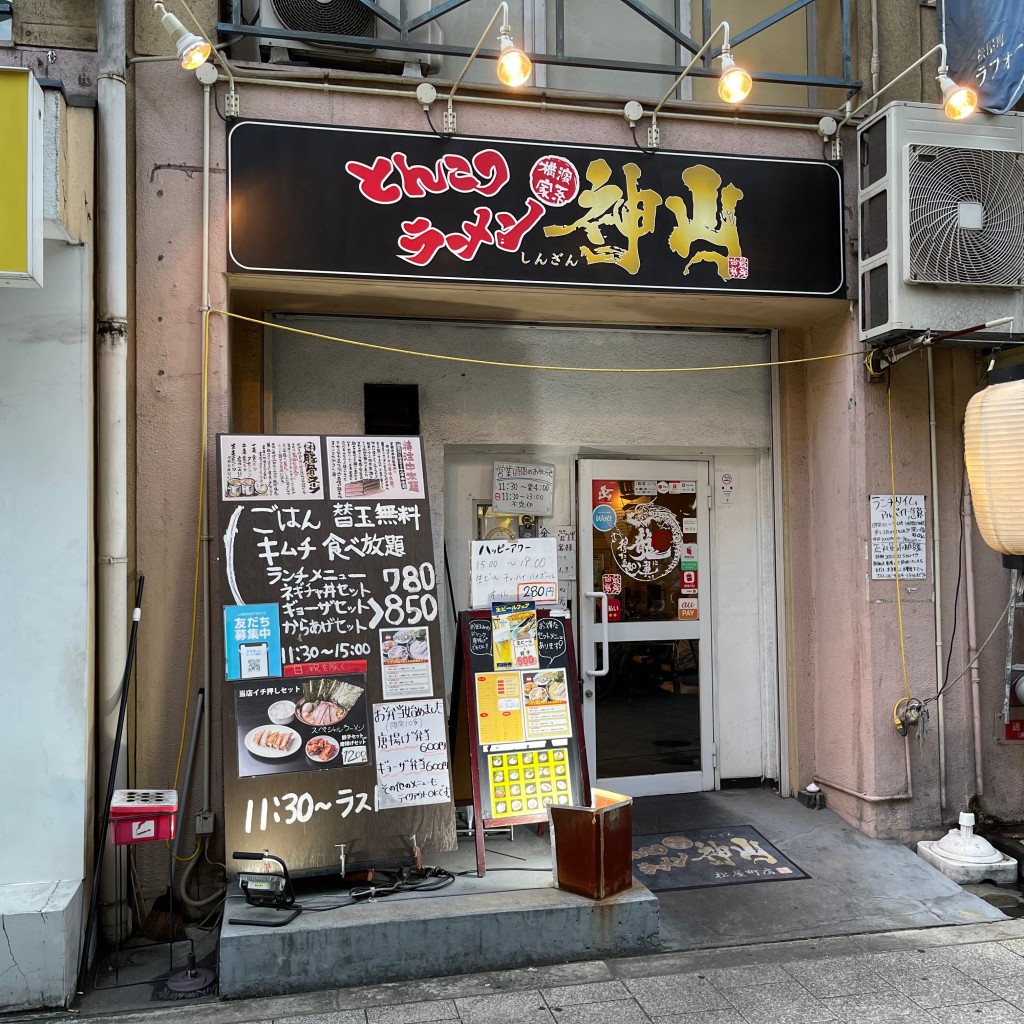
[0,238,93,1009]
[778,322,1024,840]
[267,321,776,781]
[689,0,808,109]
[12,0,96,50]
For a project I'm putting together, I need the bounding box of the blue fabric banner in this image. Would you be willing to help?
[945,0,1024,113]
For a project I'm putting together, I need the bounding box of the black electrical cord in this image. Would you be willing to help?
[213,84,228,123]
[424,108,449,139]
[937,465,967,695]
[629,123,655,154]
[298,866,459,912]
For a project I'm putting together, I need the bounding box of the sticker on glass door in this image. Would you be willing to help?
[592,480,696,593]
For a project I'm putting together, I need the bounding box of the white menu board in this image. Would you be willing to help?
[869,494,927,580]
[373,698,452,808]
[470,537,559,607]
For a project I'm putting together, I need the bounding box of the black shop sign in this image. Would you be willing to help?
[227,119,846,298]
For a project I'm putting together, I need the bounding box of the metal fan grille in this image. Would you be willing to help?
[908,145,1024,287]
[271,0,375,38]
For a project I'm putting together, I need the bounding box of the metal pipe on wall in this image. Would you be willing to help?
[814,734,914,802]
[212,72,825,133]
[201,79,212,819]
[927,350,947,813]
[963,480,984,797]
[96,0,130,939]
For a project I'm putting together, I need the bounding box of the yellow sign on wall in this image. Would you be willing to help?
[0,67,43,286]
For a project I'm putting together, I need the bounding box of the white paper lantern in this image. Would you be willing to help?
[964,369,1024,568]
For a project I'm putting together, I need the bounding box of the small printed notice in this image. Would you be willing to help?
[224,603,283,680]
[379,627,432,700]
[541,525,577,581]
[475,672,526,745]
[373,698,452,808]
[220,435,324,501]
[470,537,558,607]
[326,435,424,500]
[493,462,555,517]
[522,668,572,741]
[492,601,539,671]
[870,494,927,580]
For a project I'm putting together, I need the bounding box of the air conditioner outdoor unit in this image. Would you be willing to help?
[858,101,1024,343]
[256,0,442,76]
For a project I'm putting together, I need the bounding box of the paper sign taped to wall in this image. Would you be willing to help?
[373,698,452,808]
[869,494,926,580]
[492,462,555,517]
[470,537,558,607]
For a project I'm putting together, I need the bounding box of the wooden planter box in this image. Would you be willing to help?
[549,789,633,900]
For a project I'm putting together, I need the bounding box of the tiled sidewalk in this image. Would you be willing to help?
[40,918,1024,1024]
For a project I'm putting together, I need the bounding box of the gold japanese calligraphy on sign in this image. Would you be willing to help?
[544,158,745,281]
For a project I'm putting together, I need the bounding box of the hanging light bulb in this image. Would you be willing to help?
[718,50,752,104]
[496,30,531,87]
[937,72,978,120]
[153,1,211,71]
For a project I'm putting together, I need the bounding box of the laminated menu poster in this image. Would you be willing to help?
[234,672,369,780]
[491,601,539,671]
[218,434,456,877]
[451,607,590,876]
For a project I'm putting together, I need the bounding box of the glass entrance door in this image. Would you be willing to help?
[578,460,714,796]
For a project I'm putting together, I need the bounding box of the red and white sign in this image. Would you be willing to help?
[681,568,698,591]
[284,659,369,677]
[517,580,558,602]
[529,155,581,207]
[602,573,622,595]
[1005,720,1024,742]
[607,598,622,622]
[593,479,618,506]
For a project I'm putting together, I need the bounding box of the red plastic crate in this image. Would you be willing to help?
[109,789,178,845]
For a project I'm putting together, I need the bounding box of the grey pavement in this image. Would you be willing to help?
[13,918,1024,1024]
[14,791,1019,1024]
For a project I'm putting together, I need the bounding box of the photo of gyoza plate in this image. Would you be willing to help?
[243,725,300,759]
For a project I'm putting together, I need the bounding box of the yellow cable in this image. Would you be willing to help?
[169,837,203,863]
[211,309,863,375]
[887,377,912,701]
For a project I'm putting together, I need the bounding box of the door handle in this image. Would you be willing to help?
[584,590,609,678]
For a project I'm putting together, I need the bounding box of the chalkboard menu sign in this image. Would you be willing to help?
[452,608,590,876]
[217,434,456,876]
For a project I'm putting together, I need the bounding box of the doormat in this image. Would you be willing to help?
[632,824,809,891]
